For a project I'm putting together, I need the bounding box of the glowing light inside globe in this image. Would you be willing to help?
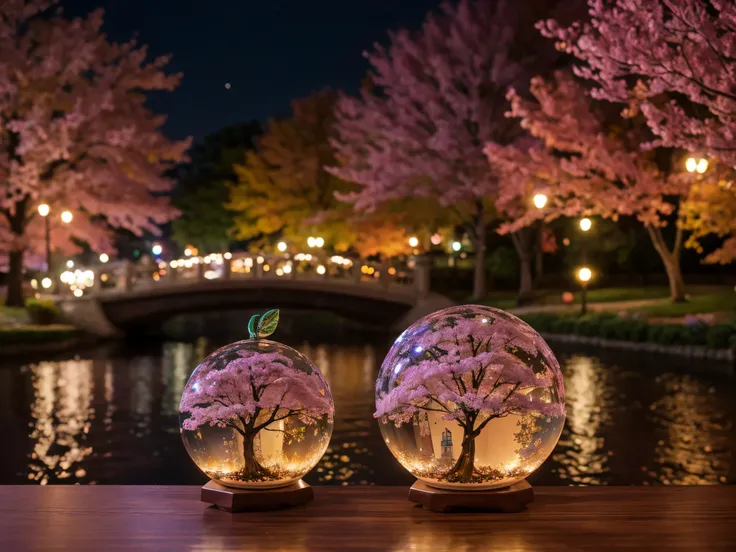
[375,305,565,490]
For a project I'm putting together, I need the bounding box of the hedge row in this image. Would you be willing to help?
[518,311,736,350]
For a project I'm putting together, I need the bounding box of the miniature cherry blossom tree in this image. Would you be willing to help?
[181,311,334,481]
[538,0,736,168]
[375,308,564,483]
[486,72,692,301]
[181,349,334,480]
[0,1,188,305]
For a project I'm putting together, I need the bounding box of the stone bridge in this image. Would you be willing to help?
[57,253,452,336]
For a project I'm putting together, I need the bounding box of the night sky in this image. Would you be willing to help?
[62,0,442,142]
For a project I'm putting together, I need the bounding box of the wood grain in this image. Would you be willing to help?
[0,486,734,551]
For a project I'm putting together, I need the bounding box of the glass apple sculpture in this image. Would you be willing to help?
[375,305,565,490]
[180,310,334,489]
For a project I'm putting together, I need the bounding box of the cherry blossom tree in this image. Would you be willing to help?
[486,72,692,301]
[0,1,188,305]
[376,307,564,483]
[181,344,334,481]
[539,0,736,168]
[329,0,566,300]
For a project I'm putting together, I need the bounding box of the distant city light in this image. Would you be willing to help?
[31,279,38,289]
[224,252,232,260]
[317,265,326,275]
[41,277,52,289]
[66,260,74,268]
[61,210,73,224]
[184,248,192,256]
[533,193,548,209]
[37,204,50,217]
[152,244,163,256]
[74,288,84,297]
[307,237,316,248]
[315,237,325,248]
[430,233,443,246]
[452,241,462,252]
[408,236,419,248]
[99,253,109,263]
[579,218,592,232]
[283,264,292,274]
[277,241,287,252]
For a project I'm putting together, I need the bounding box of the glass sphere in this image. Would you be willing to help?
[180,339,334,489]
[375,305,565,490]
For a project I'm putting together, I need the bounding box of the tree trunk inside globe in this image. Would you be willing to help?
[242,431,270,481]
[444,428,476,483]
[5,249,25,307]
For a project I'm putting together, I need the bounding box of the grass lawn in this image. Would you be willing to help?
[0,303,28,324]
[634,290,736,318]
[476,286,672,310]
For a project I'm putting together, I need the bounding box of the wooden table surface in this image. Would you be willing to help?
[1,486,735,551]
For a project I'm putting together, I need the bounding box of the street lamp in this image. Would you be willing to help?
[577,266,592,315]
[99,253,109,263]
[686,156,708,174]
[408,236,419,248]
[315,237,325,248]
[152,243,163,256]
[37,204,71,291]
[579,218,592,232]
[277,241,287,252]
[452,241,462,252]
[533,193,548,210]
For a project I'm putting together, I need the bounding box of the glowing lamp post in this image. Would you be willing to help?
[533,193,548,210]
[37,204,72,292]
[577,266,592,315]
[579,218,592,232]
[686,156,708,174]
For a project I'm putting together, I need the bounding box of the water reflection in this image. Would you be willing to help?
[0,341,733,485]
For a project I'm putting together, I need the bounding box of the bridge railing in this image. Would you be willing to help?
[58,252,425,297]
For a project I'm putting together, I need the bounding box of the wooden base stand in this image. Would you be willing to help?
[201,480,314,512]
[408,479,534,513]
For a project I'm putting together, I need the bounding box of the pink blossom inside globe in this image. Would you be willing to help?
[375,305,565,490]
[180,339,334,489]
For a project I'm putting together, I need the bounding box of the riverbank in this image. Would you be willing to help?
[0,324,90,357]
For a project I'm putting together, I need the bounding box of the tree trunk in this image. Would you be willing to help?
[242,431,270,481]
[662,256,686,303]
[5,247,25,307]
[534,222,544,287]
[470,203,487,301]
[646,225,686,303]
[518,256,534,305]
[445,427,476,483]
[472,239,487,301]
[511,228,536,306]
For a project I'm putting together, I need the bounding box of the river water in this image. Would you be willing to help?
[1,324,734,487]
